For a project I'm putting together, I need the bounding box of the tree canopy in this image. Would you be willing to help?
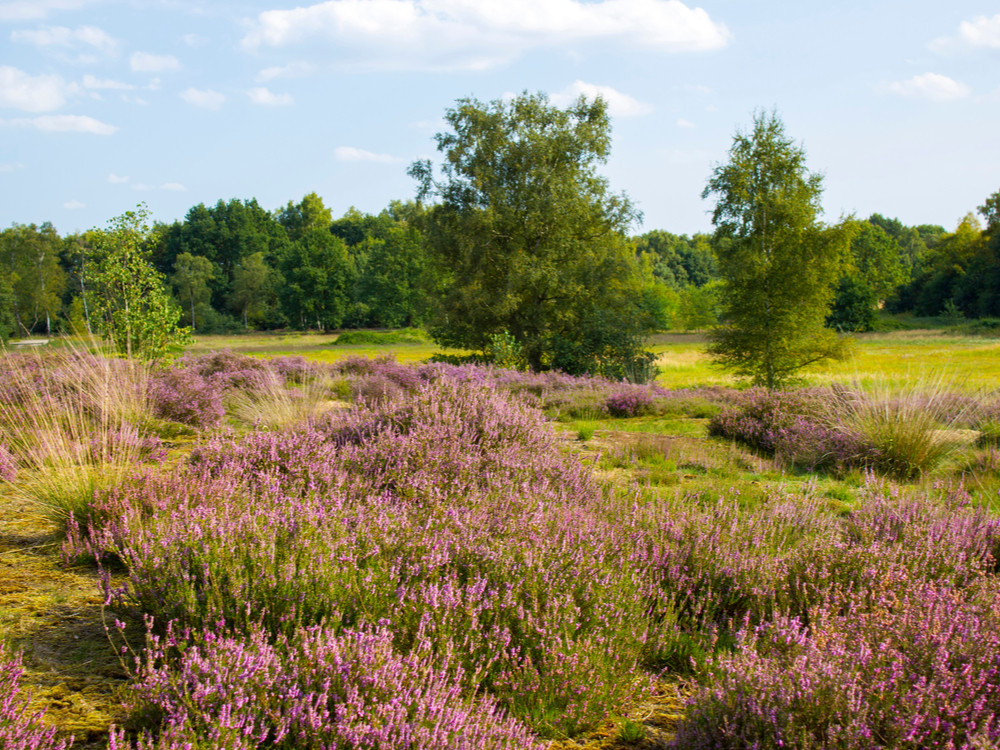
[410,92,654,379]
[703,111,853,388]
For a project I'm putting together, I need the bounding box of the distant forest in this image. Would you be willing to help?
[2,189,998,338]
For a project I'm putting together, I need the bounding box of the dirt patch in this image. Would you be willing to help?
[0,491,127,748]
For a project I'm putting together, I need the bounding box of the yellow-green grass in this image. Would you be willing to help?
[63,328,1000,391]
[184,331,463,365]
[649,330,1000,391]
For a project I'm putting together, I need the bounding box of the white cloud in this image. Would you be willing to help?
[11,25,116,52]
[549,80,652,117]
[931,13,1000,52]
[63,199,85,209]
[161,182,186,191]
[885,72,971,102]
[0,0,87,21]
[0,163,24,173]
[1,114,117,134]
[334,145,401,164]
[0,66,75,112]
[130,52,181,73]
[83,74,134,91]
[256,61,316,82]
[247,87,293,106]
[108,172,129,183]
[180,87,225,109]
[242,0,730,71]
[183,33,207,47]
[676,117,695,128]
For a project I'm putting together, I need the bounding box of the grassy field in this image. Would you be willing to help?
[183,328,1000,391]
[2,329,999,749]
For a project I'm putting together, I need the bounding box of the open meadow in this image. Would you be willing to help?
[2,330,1000,749]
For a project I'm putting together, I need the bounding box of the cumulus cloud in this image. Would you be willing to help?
[247,87,293,106]
[83,74,134,91]
[885,72,971,102]
[63,199,85,209]
[0,66,76,112]
[0,0,87,21]
[0,163,24,173]
[256,61,316,82]
[161,182,186,191]
[1,114,117,134]
[11,25,116,51]
[334,145,401,164]
[130,52,181,73]
[930,13,1000,52]
[676,117,695,128]
[108,172,129,183]
[549,80,652,117]
[241,0,730,70]
[180,87,225,109]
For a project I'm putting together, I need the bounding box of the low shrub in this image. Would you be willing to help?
[0,643,71,750]
[111,622,543,750]
[149,367,225,428]
[675,580,1000,749]
[605,388,655,418]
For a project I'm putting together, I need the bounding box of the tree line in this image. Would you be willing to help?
[1,93,997,382]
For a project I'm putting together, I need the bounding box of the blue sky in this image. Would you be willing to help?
[1,0,998,237]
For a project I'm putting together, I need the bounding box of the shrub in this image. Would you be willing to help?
[675,581,1000,749]
[0,643,71,750]
[149,367,224,428]
[111,622,543,750]
[604,388,655,418]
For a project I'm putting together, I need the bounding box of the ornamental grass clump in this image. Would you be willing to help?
[0,643,71,750]
[839,382,976,480]
[0,350,159,524]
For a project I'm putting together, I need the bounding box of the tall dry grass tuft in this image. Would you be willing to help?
[225,370,344,430]
[0,348,159,526]
[834,375,976,481]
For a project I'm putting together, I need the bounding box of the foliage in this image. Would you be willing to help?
[170,251,214,332]
[0,642,71,750]
[0,272,16,343]
[703,111,853,388]
[827,275,878,332]
[410,92,654,378]
[278,228,355,331]
[0,222,67,336]
[88,205,190,359]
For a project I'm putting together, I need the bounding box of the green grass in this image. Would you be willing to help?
[649,330,1000,390]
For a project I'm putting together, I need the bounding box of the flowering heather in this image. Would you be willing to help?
[109,622,543,750]
[0,643,71,750]
[675,579,1000,749]
[75,379,652,738]
[604,387,655,417]
[149,367,225,428]
[0,442,17,481]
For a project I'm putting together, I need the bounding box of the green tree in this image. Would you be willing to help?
[171,252,215,332]
[228,252,278,329]
[0,223,67,336]
[0,272,15,343]
[88,205,190,359]
[703,111,854,388]
[278,229,354,331]
[410,92,653,378]
[277,192,333,241]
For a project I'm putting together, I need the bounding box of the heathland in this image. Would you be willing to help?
[2,327,1000,749]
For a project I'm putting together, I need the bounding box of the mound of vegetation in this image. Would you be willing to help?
[2,350,1000,749]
